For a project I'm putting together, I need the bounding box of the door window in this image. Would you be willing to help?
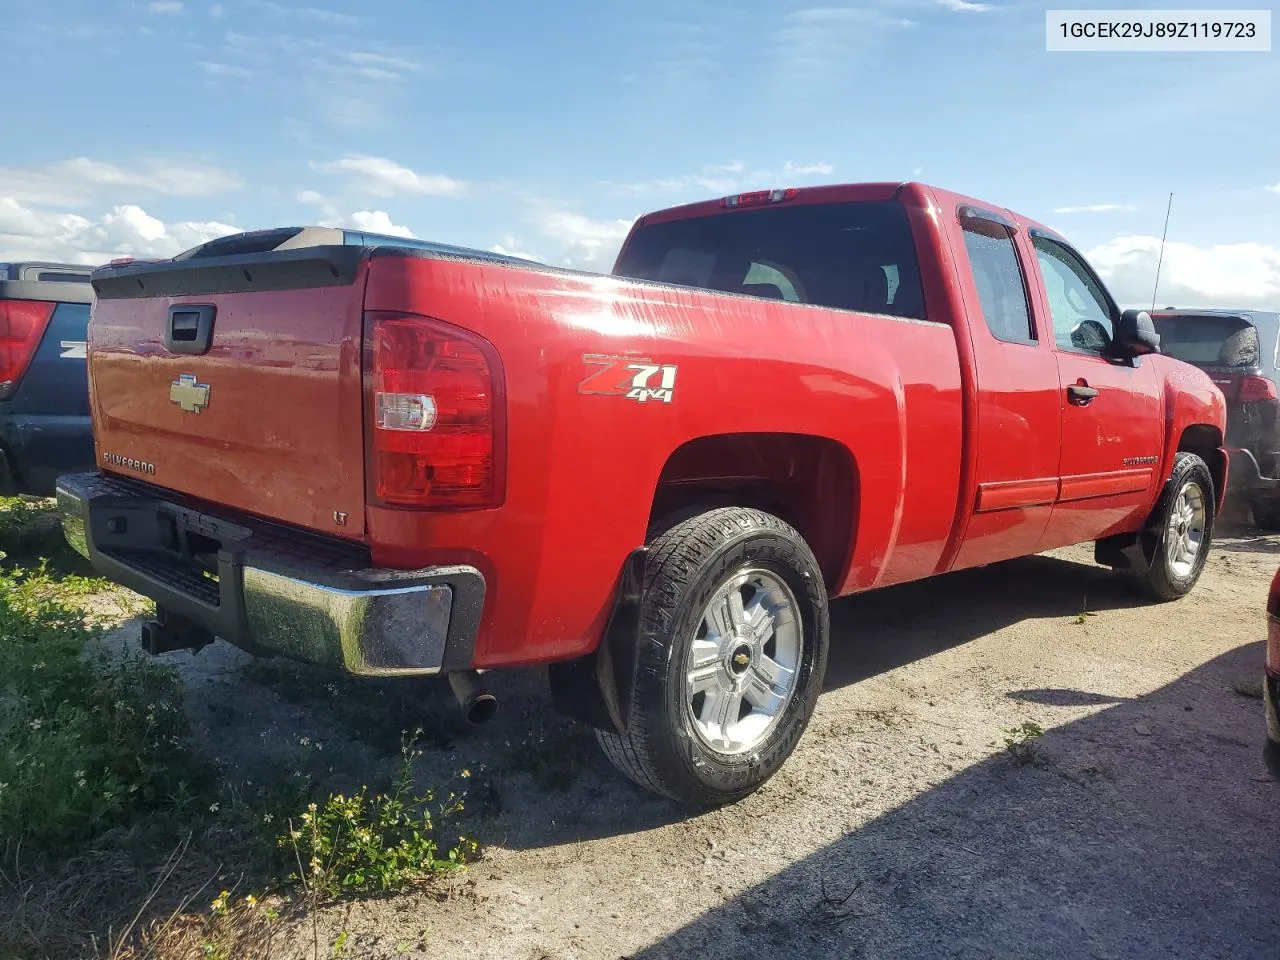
[1033,236,1115,355]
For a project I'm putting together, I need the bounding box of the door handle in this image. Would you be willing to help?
[1067,382,1100,405]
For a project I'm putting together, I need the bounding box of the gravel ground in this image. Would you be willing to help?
[121,518,1280,959]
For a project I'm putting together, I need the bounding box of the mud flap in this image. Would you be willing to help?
[1095,531,1151,574]
[548,546,648,735]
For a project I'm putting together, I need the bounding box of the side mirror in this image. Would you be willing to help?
[1115,309,1160,357]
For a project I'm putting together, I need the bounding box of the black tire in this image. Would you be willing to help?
[1133,452,1215,601]
[1253,498,1280,532]
[596,507,829,806]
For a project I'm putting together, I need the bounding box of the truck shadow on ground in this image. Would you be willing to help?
[822,552,1144,692]
[215,535,1274,855]
[450,547,1228,850]
[629,641,1280,960]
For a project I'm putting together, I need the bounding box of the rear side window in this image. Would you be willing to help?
[960,219,1034,345]
[614,201,928,321]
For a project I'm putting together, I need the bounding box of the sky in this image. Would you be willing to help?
[2,0,1279,309]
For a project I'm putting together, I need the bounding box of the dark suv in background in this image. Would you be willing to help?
[1150,308,1280,529]
[0,261,97,495]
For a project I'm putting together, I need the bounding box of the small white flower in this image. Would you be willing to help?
[29,718,42,731]
[209,802,220,813]
[262,813,274,824]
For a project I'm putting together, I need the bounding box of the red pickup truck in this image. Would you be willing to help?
[58,182,1227,806]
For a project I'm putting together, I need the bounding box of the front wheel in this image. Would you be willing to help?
[596,507,829,806]
[1133,452,1215,601]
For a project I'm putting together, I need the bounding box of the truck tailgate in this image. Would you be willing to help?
[88,244,369,539]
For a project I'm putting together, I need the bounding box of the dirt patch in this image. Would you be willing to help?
[52,524,1280,958]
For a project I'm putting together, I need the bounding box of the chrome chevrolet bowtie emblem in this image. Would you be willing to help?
[170,374,210,413]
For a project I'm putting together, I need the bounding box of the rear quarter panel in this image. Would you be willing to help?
[362,254,964,668]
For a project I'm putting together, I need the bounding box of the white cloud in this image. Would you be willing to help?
[1086,235,1280,310]
[1053,203,1137,214]
[296,189,326,205]
[1267,182,1280,194]
[489,237,542,263]
[210,3,224,17]
[782,161,834,176]
[149,0,184,13]
[538,210,637,268]
[0,197,238,265]
[198,61,252,79]
[618,159,833,197]
[320,210,415,238]
[248,0,361,26]
[0,157,242,207]
[316,155,466,197]
[936,0,991,11]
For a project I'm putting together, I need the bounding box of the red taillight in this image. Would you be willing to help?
[722,188,798,208]
[367,312,504,509]
[0,299,55,399]
[1240,374,1278,404]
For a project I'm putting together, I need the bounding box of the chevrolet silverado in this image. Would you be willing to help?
[57,182,1227,805]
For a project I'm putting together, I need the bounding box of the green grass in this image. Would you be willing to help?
[0,500,480,960]
[275,733,479,901]
[1002,720,1046,766]
[0,497,103,583]
[0,562,211,851]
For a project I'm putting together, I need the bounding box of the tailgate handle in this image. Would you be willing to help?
[166,304,216,355]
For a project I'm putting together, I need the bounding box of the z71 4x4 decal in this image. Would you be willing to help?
[578,354,678,404]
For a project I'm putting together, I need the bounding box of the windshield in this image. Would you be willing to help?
[613,200,927,321]
[1151,314,1261,368]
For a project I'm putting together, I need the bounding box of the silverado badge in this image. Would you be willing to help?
[170,374,210,413]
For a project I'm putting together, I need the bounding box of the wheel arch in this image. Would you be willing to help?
[1176,423,1227,513]
[643,431,859,593]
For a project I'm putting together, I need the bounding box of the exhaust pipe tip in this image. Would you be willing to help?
[465,692,499,725]
[448,670,499,724]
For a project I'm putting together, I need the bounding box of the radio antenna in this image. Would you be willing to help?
[1150,191,1173,312]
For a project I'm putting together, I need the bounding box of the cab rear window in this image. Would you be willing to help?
[614,201,927,321]
[1151,315,1260,367]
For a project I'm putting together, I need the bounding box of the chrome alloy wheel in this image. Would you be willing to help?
[684,568,804,756]
[1166,480,1207,578]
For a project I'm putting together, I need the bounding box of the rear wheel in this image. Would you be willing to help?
[596,507,829,806]
[1132,452,1215,601]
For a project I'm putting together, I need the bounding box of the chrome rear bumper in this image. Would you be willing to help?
[56,472,485,676]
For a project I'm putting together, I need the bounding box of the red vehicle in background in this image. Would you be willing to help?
[59,182,1227,805]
